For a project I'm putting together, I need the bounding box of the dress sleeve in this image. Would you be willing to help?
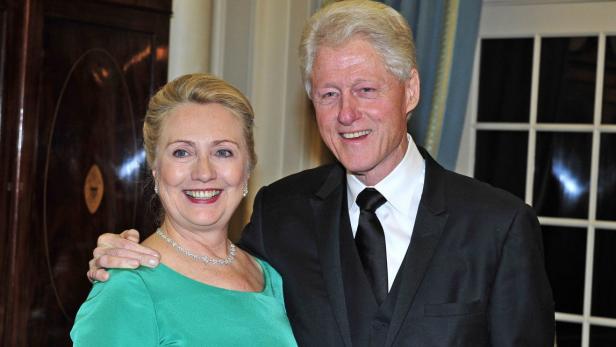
[264,261,286,304]
[71,269,158,347]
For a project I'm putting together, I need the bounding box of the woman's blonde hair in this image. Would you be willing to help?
[143,73,257,172]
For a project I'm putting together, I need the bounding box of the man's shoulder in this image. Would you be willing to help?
[431,163,527,212]
[263,162,342,196]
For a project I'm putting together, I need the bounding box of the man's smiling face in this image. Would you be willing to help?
[310,38,419,185]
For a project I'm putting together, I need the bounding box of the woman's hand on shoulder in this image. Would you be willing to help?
[87,229,161,283]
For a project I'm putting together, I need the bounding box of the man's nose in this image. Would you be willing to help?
[337,94,360,125]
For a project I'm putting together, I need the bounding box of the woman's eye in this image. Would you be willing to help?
[172,149,190,158]
[215,149,233,158]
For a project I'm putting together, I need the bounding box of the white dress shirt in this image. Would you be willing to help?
[346,134,425,290]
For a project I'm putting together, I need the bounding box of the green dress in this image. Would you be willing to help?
[71,259,297,346]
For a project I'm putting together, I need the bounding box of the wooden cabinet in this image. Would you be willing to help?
[0,0,170,345]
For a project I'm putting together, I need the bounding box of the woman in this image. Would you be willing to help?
[71,74,297,346]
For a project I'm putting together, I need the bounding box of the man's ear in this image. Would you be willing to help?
[404,68,420,115]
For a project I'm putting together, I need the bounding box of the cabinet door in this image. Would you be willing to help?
[2,1,170,346]
[0,1,8,343]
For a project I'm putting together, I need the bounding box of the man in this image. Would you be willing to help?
[89,1,555,346]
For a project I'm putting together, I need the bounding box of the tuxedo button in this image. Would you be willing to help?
[372,321,388,330]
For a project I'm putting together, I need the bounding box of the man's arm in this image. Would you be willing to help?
[488,204,555,346]
[87,229,160,282]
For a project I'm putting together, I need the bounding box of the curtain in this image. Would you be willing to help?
[381,0,482,169]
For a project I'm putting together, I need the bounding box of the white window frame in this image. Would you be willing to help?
[457,2,616,346]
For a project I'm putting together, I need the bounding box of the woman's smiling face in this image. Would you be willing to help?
[154,102,249,232]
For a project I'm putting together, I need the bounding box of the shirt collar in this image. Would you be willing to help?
[346,134,425,217]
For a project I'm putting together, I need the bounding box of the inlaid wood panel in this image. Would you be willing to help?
[0,1,170,345]
[0,2,8,343]
[0,1,34,345]
[36,47,141,345]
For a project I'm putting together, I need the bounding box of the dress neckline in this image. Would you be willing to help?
[155,258,270,294]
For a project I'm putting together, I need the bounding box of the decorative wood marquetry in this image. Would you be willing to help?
[0,0,170,345]
[0,3,8,344]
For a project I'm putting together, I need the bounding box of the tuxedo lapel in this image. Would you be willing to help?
[310,164,353,347]
[385,150,449,346]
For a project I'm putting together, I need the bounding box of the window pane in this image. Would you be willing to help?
[556,322,582,347]
[533,132,591,218]
[590,325,616,347]
[474,130,528,199]
[597,134,616,221]
[543,226,586,315]
[603,36,616,124]
[592,229,616,319]
[538,37,597,124]
[478,38,533,122]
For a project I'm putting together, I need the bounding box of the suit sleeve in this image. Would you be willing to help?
[488,204,555,346]
[70,269,158,347]
[238,186,270,261]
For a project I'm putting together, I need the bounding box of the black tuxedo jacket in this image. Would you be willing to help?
[240,150,554,346]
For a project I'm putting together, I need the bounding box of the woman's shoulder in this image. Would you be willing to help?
[73,268,160,330]
[72,269,160,346]
[253,257,284,296]
[86,265,171,300]
[253,257,279,277]
[86,268,152,300]
[106,266,161,283]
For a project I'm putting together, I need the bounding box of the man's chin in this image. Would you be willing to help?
[344,164,374,177]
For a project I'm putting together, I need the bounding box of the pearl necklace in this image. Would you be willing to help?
[155,228,236,266]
